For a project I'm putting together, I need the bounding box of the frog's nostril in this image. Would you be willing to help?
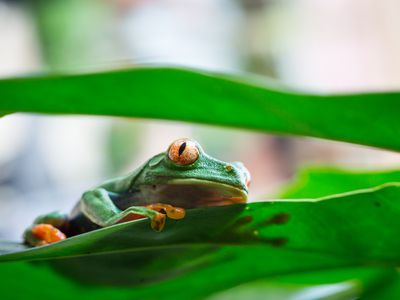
[225,165,233,172]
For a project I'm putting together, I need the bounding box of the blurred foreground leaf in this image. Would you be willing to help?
[0,67,400,151]
[1,183,400,299]
[209,267,397,300]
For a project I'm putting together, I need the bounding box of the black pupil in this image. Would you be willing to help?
[178,142,186,156]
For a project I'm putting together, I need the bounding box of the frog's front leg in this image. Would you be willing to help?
[81,188,167,231]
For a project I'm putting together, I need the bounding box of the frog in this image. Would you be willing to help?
[23,138,251,247]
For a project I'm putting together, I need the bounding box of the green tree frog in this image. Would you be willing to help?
[24,138,250,247]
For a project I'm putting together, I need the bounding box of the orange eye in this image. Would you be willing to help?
[168,138,199,165]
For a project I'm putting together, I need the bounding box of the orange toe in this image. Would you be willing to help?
[165,206,185,219]
[150,213,166,232]
[32,224,66,245]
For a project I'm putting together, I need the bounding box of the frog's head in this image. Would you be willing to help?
[137,138,250,208]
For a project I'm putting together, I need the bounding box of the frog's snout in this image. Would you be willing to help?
[230,161,251,189]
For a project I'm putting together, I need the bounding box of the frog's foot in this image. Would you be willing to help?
[30,224,67,246]
[150,213,167,232]
[144,204,185,232]
[146,203,186,220]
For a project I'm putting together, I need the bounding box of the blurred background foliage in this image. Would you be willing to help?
[1,1,400,298]
[2,0,400,241]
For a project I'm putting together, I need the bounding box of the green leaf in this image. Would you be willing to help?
[272,167,400,299]
[1,67,400,151]
[2,66,400,298]
[279,167,400,198]
[1,183,400,299]
[360,271,400,300]
[0,248,355,300]
[3,183,400,263]
[208,267,394,300]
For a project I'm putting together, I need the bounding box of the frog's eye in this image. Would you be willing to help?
[168,139,199,165]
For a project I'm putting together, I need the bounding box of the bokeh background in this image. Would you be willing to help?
[1,0,400,240]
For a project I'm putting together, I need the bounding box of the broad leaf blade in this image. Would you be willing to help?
[1,183,400,299]
[276,167,400,299]
[0,247,354,300]
[0,67,400,151]
[1,183,400,264]
[1,182,400,299]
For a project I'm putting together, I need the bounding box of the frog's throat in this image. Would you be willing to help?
[160,178,248,207]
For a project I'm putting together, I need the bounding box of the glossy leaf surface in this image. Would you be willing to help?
[1,183,400,299]
[0,67,400,151]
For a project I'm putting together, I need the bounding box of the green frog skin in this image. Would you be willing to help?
[24,138,251,247]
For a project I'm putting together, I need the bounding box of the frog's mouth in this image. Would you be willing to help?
[140,179,248,209]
